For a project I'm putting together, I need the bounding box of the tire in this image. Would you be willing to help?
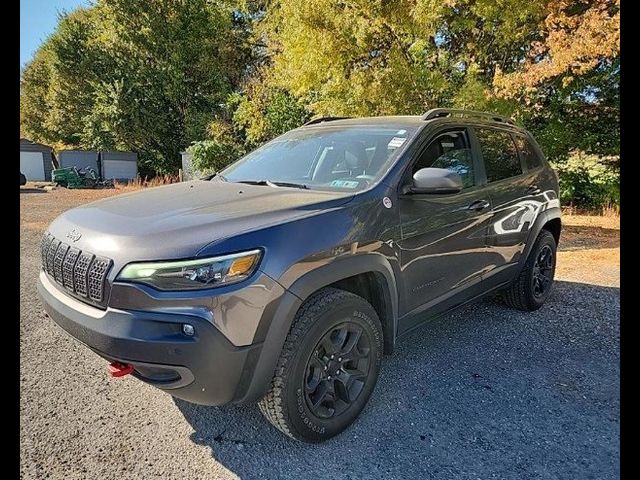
[502,229,557,311]
[258,287,383,442]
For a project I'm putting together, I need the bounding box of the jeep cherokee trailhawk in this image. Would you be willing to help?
[38,109,561,442]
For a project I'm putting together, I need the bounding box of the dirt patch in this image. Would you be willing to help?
[560,214,620,252]
[556,215,619,287]
[20,187,126,233]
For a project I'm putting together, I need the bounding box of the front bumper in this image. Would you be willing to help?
[37,271,263,406]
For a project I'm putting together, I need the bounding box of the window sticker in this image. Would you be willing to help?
[396,129,407,135]
[330,179,360,189]
[388,137,406,149]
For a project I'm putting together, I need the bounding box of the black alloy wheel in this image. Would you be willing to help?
[502,229,557,311]
[304,322,372,419]
[532,245,554,298]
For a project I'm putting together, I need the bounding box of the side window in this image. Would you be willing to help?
[475,128,522,182]
[412,130,475,188]
[514,135,543,171]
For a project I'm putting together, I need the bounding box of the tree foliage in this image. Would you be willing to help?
[20,48,56,142]
[187,120,244,174]
[21,0,250,175]
[494,0,620,166]
[21,0,619,207]
[257,0,547,116]
[494,0,620,94]
[551,150,619,208]
[231,73,310,147]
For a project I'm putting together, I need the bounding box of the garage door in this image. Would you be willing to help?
[59,151,99,172]
[102,160,137,180]
[20,152,45,181]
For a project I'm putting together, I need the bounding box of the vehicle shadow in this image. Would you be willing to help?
[174,280,619,479]
[19,188,48,194]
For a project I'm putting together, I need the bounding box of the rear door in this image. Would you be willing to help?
[472,127,538,284]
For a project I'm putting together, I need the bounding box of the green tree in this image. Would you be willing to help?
[20,8,100,147]
[551,151,619,209]
[20,0,251,175]
[252,0,618,161]
[187,120,244,174]
[231,73,310,146]
[254,0,546,117]
[20,47,56,142]
[495,0,620,161]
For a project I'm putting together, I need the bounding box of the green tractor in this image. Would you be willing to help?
[52,166,111,189]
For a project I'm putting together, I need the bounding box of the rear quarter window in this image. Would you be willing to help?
[514,135,544,171]
[475,127,522,182]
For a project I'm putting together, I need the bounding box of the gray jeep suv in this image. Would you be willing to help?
[38,109,561,442]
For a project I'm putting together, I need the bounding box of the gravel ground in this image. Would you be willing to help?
[20,188,619,480]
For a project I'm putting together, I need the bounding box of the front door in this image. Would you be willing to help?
[396,127,494,323]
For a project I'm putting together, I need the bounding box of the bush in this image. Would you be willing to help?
[186,121,242,175]
[551,151,619,210]
[232,85,310,147]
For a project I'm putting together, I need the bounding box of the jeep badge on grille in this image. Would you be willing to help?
[66,229,82,242]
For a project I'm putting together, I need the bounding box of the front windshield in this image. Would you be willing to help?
[220,125,418,192]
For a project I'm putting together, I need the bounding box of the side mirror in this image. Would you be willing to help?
[404,167,463,195]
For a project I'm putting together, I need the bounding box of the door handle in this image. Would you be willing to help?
[527,184,541,194]
[467,200,490,211]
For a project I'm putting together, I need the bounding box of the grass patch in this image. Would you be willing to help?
[114,174,181,191]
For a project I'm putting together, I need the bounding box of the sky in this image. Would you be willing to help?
[20,0,91,68]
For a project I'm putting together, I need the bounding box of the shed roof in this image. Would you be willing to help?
[20,138,53,151]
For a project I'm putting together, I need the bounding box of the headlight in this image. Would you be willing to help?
[116,249,262,291]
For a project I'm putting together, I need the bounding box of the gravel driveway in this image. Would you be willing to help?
[20,189,619,479]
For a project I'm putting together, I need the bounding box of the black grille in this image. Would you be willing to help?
[41,234,53,267]
[53,243,69,284]
[62,248,80,290]
[41,232,113,308]
[73,252,94,297]
[87,257,111,302]
[46,238,60,275]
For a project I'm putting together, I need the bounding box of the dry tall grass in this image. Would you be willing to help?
[561,204,620,218]
[114,175,181,192]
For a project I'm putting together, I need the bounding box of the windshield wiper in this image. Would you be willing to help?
[235,180,309,190]
[203,172,226,181]
[270,181,310,190]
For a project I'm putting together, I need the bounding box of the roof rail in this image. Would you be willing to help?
[303,116,351,126]
[422,108,515,125]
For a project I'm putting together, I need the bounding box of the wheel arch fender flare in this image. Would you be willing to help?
[288,253,399,327]
[234,254,399,404]
[518,206,561,272]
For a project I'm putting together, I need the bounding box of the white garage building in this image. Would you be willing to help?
[58,150,139,181]
[58,150,100,173]
[20,138,55,181]
[101,151,138,181]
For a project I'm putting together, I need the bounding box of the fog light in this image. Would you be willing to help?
[182,324,195,336]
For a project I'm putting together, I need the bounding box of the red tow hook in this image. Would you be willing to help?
[107,361,134,377]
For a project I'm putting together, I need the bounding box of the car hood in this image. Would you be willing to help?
[47,180,354,269]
